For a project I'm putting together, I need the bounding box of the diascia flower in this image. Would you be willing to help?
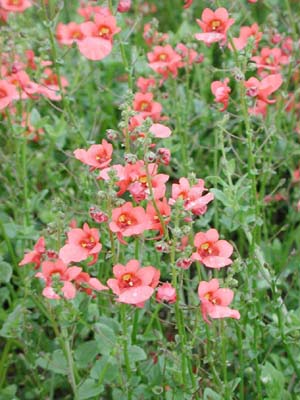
[74,139,113,171]
[147,45,183,80]
[169,177,214,215]
[183,0,193,8]
[133,92,163,121]
[0,0,32,12]
[251,47,289,76]
[0,80,18,110]
[109,202,151,241]
[195,8,234,46]
[35,259,82,300]
[244,73,283,115]
[107,259,160,305]
[198,278,240,323]
[156,282,176,304]
[211,78,231,111]
[231,23,262,51]
[77,14,120,61]
[19,237,46,269]
[59,223,102,265]
[192,228,233,268]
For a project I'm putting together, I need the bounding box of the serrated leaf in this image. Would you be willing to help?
[36,350,68,375]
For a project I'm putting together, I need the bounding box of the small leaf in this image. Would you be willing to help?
[0,262,12,283]
[78,379,103,400]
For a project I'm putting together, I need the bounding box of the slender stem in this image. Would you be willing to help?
[120,304,132,400]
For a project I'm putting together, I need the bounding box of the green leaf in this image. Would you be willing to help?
[74,340,98,369]
[90,356,118,383]
[0,305,26,339]
[210,189,231,207]
[261,362,285,400]
[0,262,12,283]
[94,323,116,355]
[127,345,147,364]
[203,388,223,400]
[36,350,68,375]
[78,379,103,400]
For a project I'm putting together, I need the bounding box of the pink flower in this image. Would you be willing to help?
[116,161,169,202]
[74,139,113,171]
[59,223,102,266]
[146,198,171,234]
[157,147,171,165]
[107,259,160,305]
[35,259,82,300]
[231,23,262,51]
[74,271,108,296]
[211,78,231,111]
[77,4,110,21]
[133,92,162,121]
[198,278,240,323]
[244,74,283,109]
[175,43,202,66]
[19,237,46,269]
[136,76,156,93]
[148,45,183,80]
[0,0,32,12]
[77,14,120,61]
[149,124,171,138]
[156,282,176,303]
[251,47,289,75]
[195,8,234,46]
[56,22,86,45]
[183,0,193,8]
[0,80,18,110]
[170,178,214,215]
[109,202,151,241]
[117,0,131,12]
[38,68,68,101]
[7,71,39,100]
[192,228,233,268]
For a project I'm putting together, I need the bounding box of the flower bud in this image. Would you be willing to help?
[117,0,131,12]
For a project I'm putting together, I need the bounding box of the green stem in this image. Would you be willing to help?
[120,304,132,400]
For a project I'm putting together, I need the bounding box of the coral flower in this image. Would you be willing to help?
[156,282,176,303]
[244,74,283,105]
[0,80,18,110]
[117,0,131,12]
[198,278,240,323]
[56,22,86,45]
[146,198,171,234]
[38,68,68,101]
[77,14,120,61]
[0,0,32,12]
[147,45,182,80]
[231,23,262,51]
[195,8,234,46]
[59,223,102,266]
[35,259,82,300]
[116,161,169,202]
[192,228,233,268]
[74,271,108,296]
[170,177,214,215]
[74,139,113,171]
[133,92,162,121]
[19,237,46,269]
[211,78,231,111]
[251,47,289,75]
[136,77,156,93]
[107,259,160,305]
[183,0,193,8]
[109,202,151,241]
